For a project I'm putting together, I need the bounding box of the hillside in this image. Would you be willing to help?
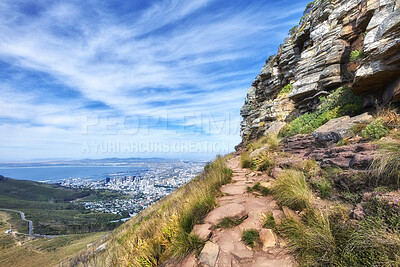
[0,175,90,202]
[62,0,400,266]
[0,176,124,235]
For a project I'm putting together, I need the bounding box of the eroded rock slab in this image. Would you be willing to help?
[192,224,212,241]
[204,203,247,225]
[199,242,220,267]
[259,229,277,250]
[313,113,373,143]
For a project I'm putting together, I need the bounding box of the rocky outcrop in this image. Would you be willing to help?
[239,0,400,146]
[312,112,373,142]
[282,133,376,169]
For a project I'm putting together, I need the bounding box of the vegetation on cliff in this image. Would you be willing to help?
[279,87,363,137]
[239,108,400,266]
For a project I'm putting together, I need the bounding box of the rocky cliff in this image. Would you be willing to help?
[239,0,400,146]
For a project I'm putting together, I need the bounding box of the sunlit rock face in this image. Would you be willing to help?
[239,0,400,146]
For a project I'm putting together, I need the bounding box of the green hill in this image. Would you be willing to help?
[0,175,124,235]
[0,175,90,202]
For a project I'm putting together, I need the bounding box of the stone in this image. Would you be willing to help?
[204,203,247,225]
[230,249,254,264]
[198,242,220,267]
[181,254,197,267]
[281,206,301,222]
[307,142,377,169]
[313,113,373,143]
[272,210,285,225]
[191,224,212,241]
[263,121,286,136]
[270,167,282,179]
[259,229,277,249]
[352,204,365,220]
[250,145,268,158]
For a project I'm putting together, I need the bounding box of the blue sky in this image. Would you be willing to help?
[0,0,309,161]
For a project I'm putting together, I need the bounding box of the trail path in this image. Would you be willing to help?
[185,156,295,267]
[0,208,67,238]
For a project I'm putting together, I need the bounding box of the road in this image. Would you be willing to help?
[0,208,33,235]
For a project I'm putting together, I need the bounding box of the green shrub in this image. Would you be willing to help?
[350,49,364,62]
[309,175,332,198]
[361,119,389,140]
[242,229,261,248]
[262,212,276,229]
[252,182,271,196]
[278,84,293,97]
[363,196,400,230]
[265,54,276,64]
[240,152,256,170]
[288,25,298,36]
[272,169,312,211]
[280,87,363,137]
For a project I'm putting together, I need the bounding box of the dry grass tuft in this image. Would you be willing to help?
[271,169,312,211]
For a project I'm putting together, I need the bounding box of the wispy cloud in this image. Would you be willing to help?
[0,0,309,160]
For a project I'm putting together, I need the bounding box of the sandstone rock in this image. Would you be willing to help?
[181,254,197,267]
[263,121,286,136]
[231,249,254,264]
[250,145,268,158]
[192,224,212,241]
[238,0,400,148]
[272,210,285,225]
[281,206,301,222]
[259,229,277,250]
[352,203,365,220]
[271,167,283,178]
[198,242,219,267]
[312,113,373,143]
[307,142,377,169]
[204,203,247,225]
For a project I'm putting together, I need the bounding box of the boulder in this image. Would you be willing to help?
[198,242,219,267]
[281,206,301,222]
[263,121,287,136]
[352,204,365,220]
[312,113,373,143]
[191,224,212,241]
[259,229,277,250]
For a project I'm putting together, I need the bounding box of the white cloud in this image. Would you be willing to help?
[0,0,309,160]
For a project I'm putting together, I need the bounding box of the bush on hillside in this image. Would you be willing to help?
[280,87,363,137]
[361,119,389,140]
[350,49,364,62]
[278,84,293,97]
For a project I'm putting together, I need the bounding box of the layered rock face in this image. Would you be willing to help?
[239,0,400,145]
